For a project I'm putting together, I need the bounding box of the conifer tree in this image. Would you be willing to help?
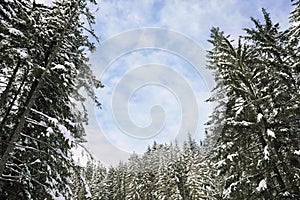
[207,5,300,199]
[0,0,100,198]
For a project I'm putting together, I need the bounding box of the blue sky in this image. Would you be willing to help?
[38,0,293,166]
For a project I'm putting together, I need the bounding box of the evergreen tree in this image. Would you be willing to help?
[0,0,100,198]
[125,153,143,200]
[106,165,127,200]
[207,6,300,199]
[156,161,182,200]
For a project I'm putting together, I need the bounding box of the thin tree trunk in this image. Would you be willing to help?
[0,68,29,130]
[0,58,21,109]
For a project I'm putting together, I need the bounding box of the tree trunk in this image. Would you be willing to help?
[0,58,21,109]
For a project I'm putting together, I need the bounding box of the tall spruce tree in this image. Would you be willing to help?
[207,5,300,199]
[0,0,100,198]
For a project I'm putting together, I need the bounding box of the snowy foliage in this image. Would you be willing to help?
[73,139,214,200]
[0,0,100,199]
[1,0,299,199]
[256,179,267,192]
[206,3,300,199]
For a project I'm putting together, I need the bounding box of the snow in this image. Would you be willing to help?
[228,119,253,126]
[31,159,41,165]
[46,178,66,200]
[46,127,54,134]
[73,161,84,168]
[15,146,26,152]
[46,127,54,137]
[58,124,74,145]
[51,64,67,71]
[64,61,75,69]
[39,120,47,127]
[282,191,291,196]
[51,192,65,200]
[257,113,263,122]
[36,0,53,5]
[256,179,267,191]
[291,21,300,27]
[280,128,288,132]
[8,28,24,37]
[16,48,28,58]
[80,174,92,198]
[1,6,11,18]
[238,121,252,126]
[25,117,47,127]
[227,142,234,148]
[215,159,226,168]
[263,146,269,160]
[49,117,59,125]
[31,109,74,144]
[227,153,238,161]
[66,119,76,127]
[294,150,300,156]
[267,129,276,138]
[223,182,238,198]
[68,97,76,104]
[53,196,65,200]
[271,109,278,117]
[257,159,262,167]
[236,106,243,116]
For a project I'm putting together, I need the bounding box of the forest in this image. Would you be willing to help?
[0,0,299,199]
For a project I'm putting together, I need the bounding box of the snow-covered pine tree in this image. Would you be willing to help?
[173,141,192,200]
[87,140,216,199]
[207,6,300,199]
[243,8,300,197]
[139,148,158,200]
[105,167,118,200]
[125,153,143,200]
[156,161,182,200]
[0,0,100,198]
[106,165,127,200]
[114,162,128,200]
[77,161,108,200]
[206,27,245,199]
[184,135,214,199]
[71,162,93,200]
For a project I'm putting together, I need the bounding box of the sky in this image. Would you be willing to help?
[38,0,293,166]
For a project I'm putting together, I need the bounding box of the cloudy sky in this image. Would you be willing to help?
[38,0,293,166]
[82,0,293,166]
